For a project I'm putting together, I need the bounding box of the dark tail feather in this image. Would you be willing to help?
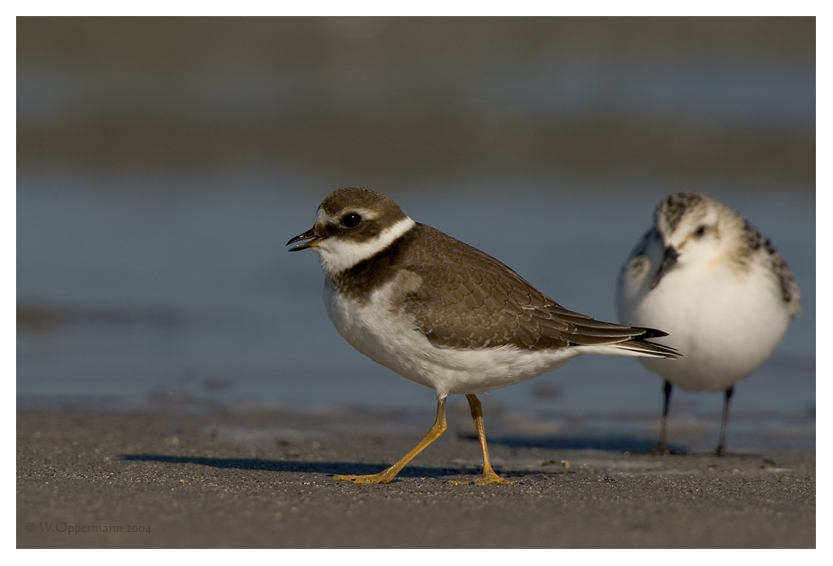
[615,327,680,359]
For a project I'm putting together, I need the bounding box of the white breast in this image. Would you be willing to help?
[619,257,792,392]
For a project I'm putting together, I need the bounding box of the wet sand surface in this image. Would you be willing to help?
[17,405,815,548]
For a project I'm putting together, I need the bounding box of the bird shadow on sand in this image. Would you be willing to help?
[118,453,468,479]
[117,433,688,482]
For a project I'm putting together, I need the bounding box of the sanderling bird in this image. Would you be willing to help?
[617,192,801,455]
[288,187,679,485]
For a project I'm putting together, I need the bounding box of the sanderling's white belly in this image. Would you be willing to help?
[621,265,790,392]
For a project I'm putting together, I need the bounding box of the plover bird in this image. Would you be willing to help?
[617,192,801,455]
[288,187,679,485]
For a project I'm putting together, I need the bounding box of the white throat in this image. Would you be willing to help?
[315,216,416,275]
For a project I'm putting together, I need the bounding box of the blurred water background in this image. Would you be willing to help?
[17,18,815,452]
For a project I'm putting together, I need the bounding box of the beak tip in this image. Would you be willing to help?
[287,227,321,251]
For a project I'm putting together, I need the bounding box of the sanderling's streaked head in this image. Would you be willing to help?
[654,193,742,281]
[616,192,801,455]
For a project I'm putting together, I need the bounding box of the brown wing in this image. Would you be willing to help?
[403,225,676,356]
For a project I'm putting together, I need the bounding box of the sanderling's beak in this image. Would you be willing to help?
[650,245,678,289]
[287,226,323,252]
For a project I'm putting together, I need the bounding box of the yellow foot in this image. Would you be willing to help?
[447,471,514,485]
[332,473,393,485]
[474,471,514,486]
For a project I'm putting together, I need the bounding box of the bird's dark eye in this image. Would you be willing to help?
[693,225,707,238]
[342,213,362,228]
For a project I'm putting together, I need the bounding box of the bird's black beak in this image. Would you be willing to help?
[287,226,322,252]
[650,245,678,289]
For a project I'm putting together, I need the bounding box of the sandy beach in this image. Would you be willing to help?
[16,403,814,548]
[16,18,816,551]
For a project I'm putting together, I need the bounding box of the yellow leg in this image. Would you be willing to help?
[463,394,513,485]
[334,398,447,484]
